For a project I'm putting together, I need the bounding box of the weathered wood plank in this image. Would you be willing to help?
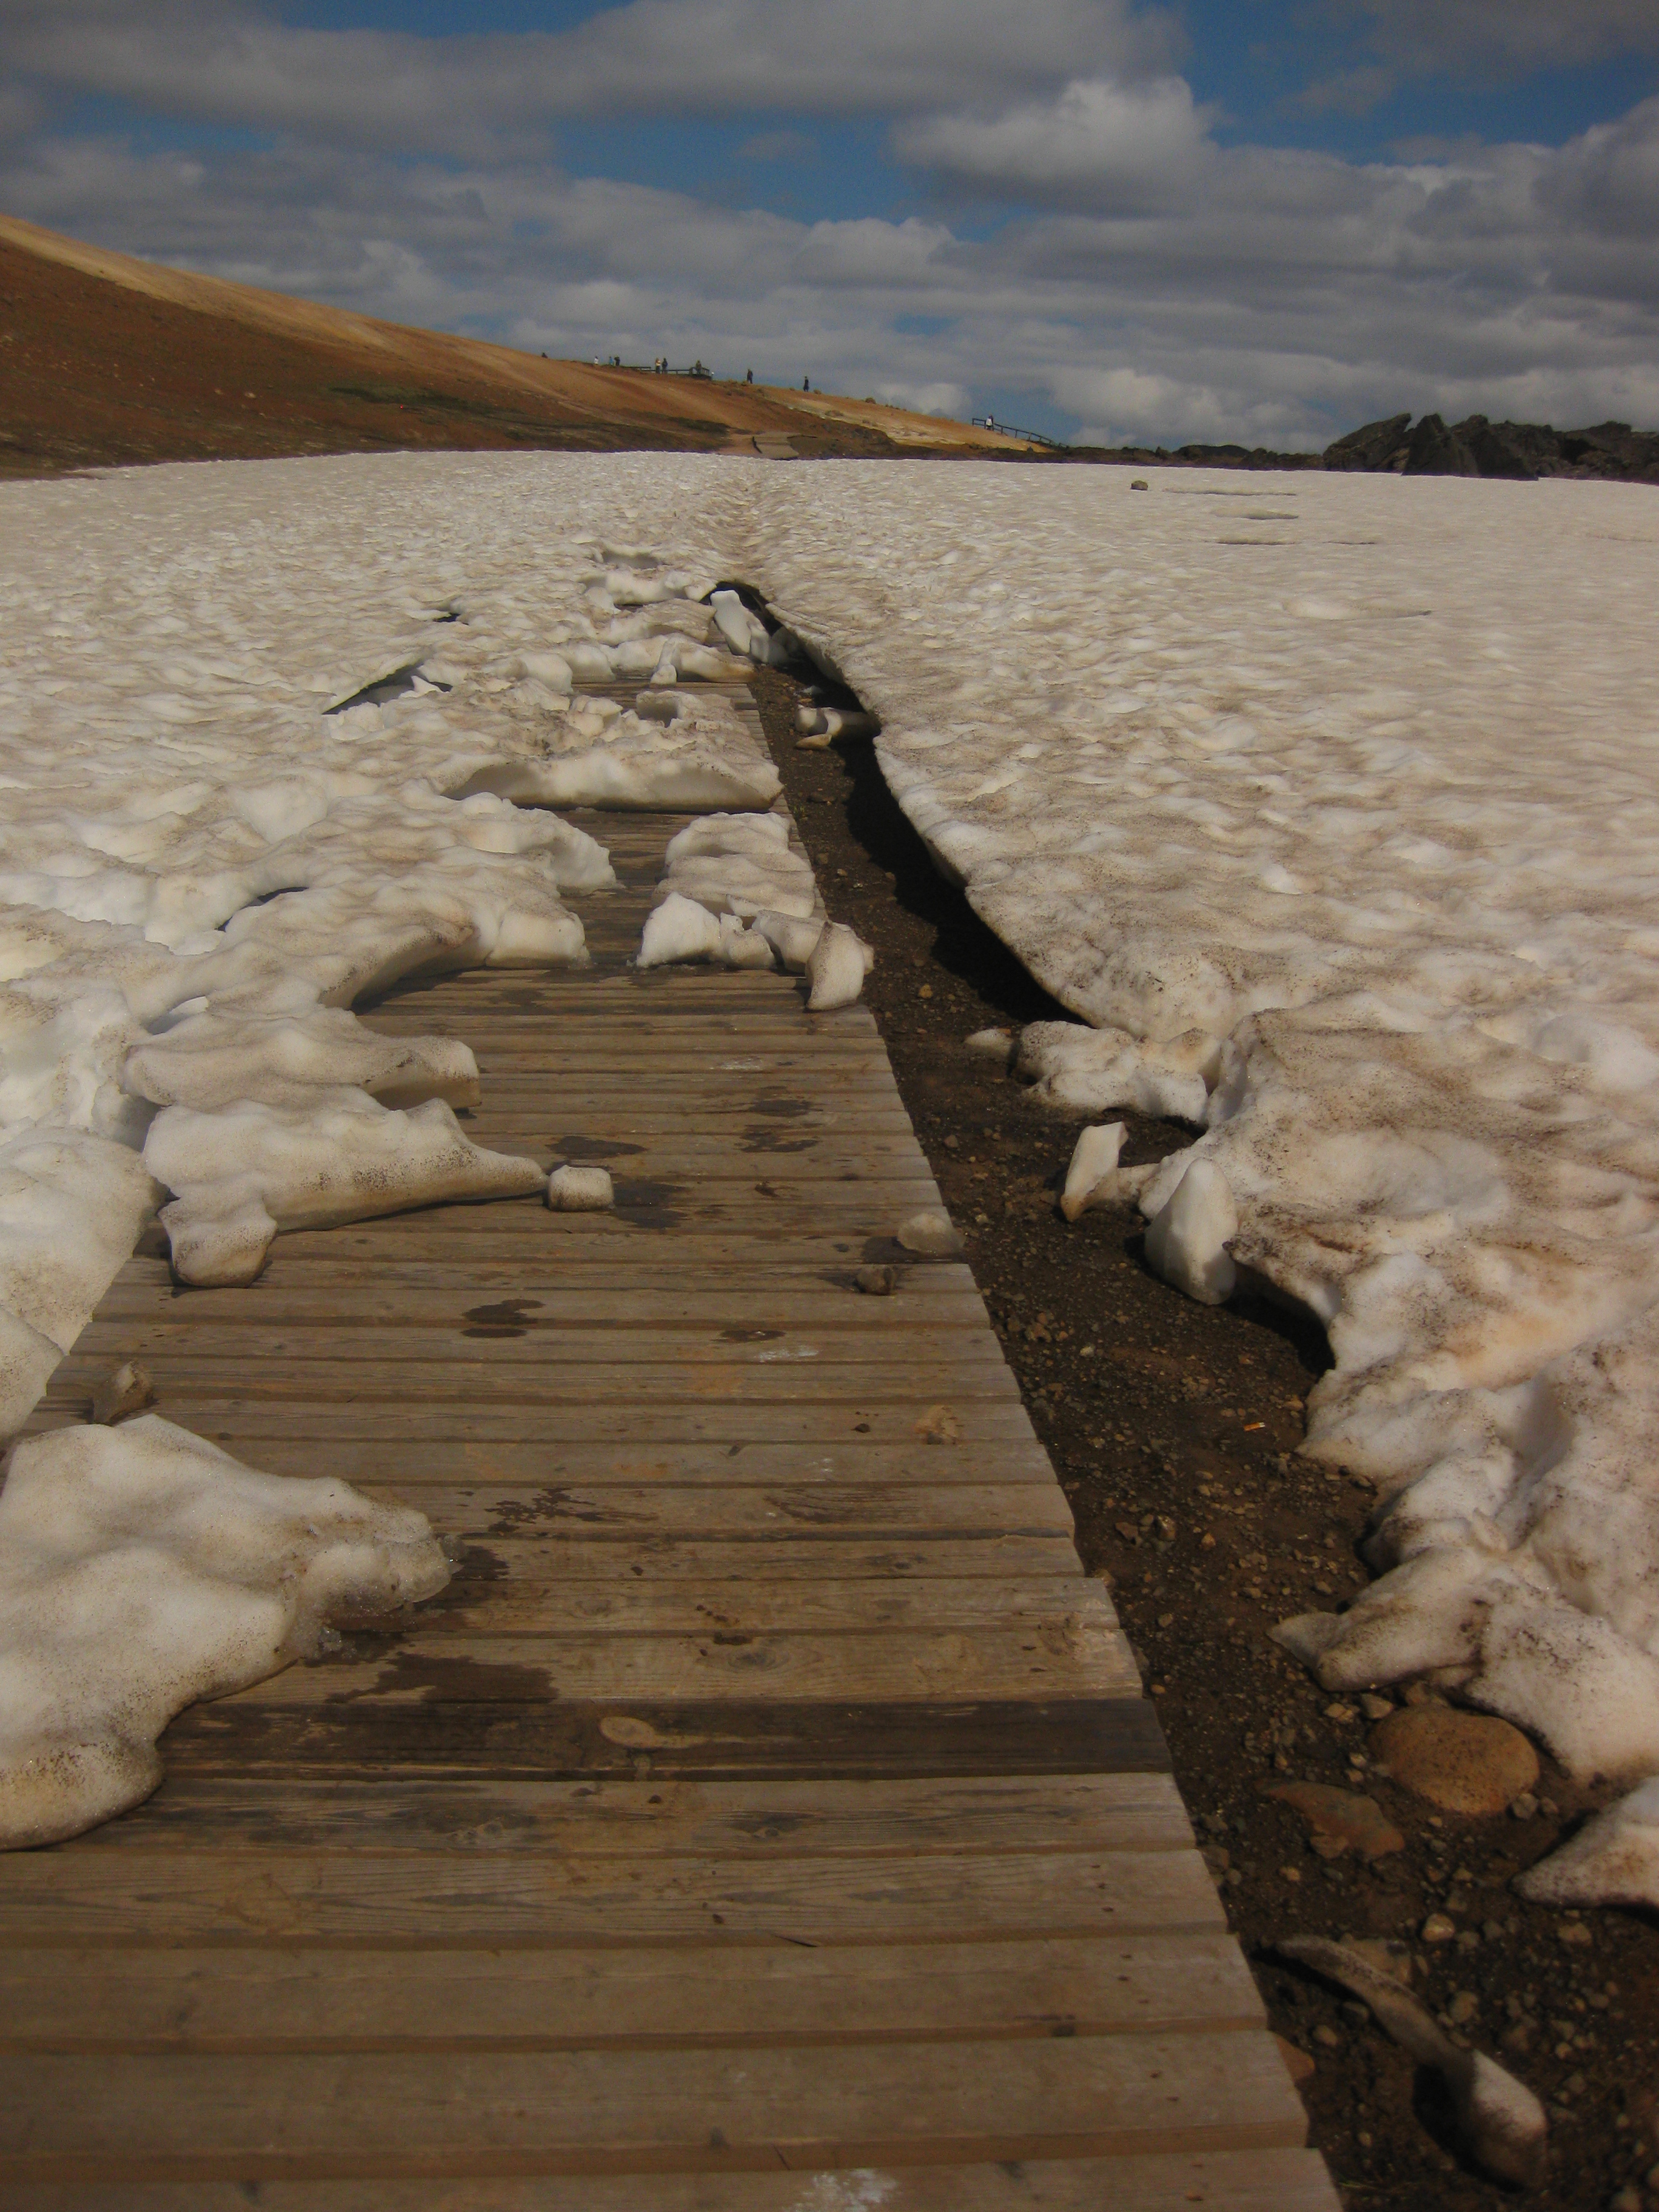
[65,1325,1008,1370]
[0,2033,1306,2178]
[63,1772,1187,1862]
[46,1406,1042,1449]
[41,1360,1024,1407]
[216,1618,1138,1709]
[27,1436,1056,1488]
[147,1697,1167,1789]
[0,1842,1210,1945]
[283,1478,1076,1537]
[0,2148,1345,2211]
[0,1928,1250,2049]
[403,1572,1127,1640]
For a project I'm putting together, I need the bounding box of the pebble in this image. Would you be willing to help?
[1261,1779,1406,1862]
[1421,1912,1457,1943]
[1313,2024,1342,2048]
[1359,1693,1394,1721]
[1369,1705,1540,1815]
[1274,2034,1315,2086]
[854,1264,895,1296]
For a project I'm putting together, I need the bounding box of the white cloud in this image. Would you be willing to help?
[894,76,1213,210]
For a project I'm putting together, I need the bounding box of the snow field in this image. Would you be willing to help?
[5,450,1659,1902]
[742,461,1659,1905]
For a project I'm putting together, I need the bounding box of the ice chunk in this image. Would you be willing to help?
[1144,1157,1237,1304]
[1016,1021,1217,1122]
[1516,1775,1659,1909]
[709,589,771,662]
[638,892,723,968]
[657,813,816,921]
[755,911,825,972]
[0,1416,449,1848]
[145,1091,545,1285]
[1061,1121,1127,1221]
[806,922,873,1011]
[547,1164,615,1211]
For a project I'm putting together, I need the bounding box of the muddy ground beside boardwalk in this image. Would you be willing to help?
[755,665,1655,2212]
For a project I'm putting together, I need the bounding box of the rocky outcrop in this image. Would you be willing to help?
[1322,411,1659,483]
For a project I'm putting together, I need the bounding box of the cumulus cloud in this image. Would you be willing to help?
[893,76,1213,210]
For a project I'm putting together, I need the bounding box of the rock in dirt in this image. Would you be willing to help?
[1261,1779,1405,1861]
[897,1208,963,1257]
[1370,1705,1540,1815]
[1275,2034,1315,2086]
[854,1264,895,1296]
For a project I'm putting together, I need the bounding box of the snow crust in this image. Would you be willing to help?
[0,1415,448,1847]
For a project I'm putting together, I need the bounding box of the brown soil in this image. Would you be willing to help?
[0,215,1028,479]
[754,663,1655,2212]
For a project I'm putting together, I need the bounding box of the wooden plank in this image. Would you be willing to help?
[404,1572,1126,1640]
[52,1438,1056,1487]
[41,1361,1023,1408]
[213,1620,1138,1709]
[0,2034,1307,2178]
[50,1406,1043,1449]
[0,2148,1346,2211]
[65,1325,1007,1370]
[64,1772,1188,1862]
[0,1842,1210,1945]
[89,1288,991,1328]
[0,1928,1251,2049]
[264,1478,1077,1537]
[147,1696,1167,1788]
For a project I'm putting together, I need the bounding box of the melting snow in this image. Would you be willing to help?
[5,449,1659,1897]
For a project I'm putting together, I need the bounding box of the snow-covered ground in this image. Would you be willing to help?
[3,449,1658,1900]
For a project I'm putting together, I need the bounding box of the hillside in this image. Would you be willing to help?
[0,214,1030,477]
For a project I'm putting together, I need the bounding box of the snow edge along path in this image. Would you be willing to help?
[743,459,1659,1912]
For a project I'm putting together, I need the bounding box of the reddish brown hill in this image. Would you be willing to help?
[0,214,1030,477]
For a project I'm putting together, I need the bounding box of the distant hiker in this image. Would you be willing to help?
[746,369,753,384]
[803,377,810,392]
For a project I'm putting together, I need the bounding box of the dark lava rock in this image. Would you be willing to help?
[1323,413,1412,472]
[1403,413,1481,477]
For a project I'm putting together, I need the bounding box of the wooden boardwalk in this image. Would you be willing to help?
[3,747,1339,2205]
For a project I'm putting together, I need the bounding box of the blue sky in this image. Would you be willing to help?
[4,2,1657,445]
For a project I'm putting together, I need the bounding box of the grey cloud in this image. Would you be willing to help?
[1347,0,1659,75]
[3,0,1180,154]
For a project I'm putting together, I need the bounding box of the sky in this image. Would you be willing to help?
[2,1,1657,447]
